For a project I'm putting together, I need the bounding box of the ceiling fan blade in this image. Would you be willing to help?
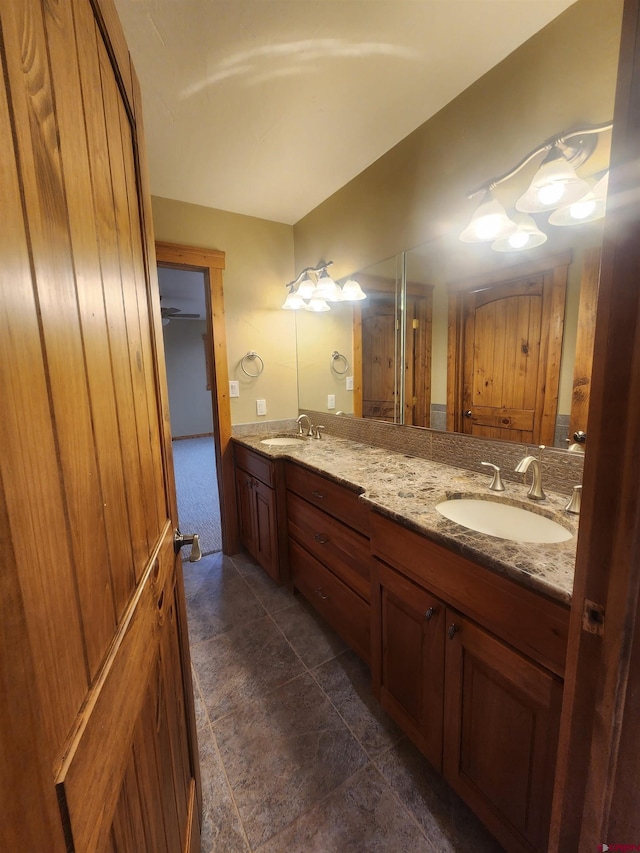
[161,306,181,316]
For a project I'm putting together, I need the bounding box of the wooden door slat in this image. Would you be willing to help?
[45,0,136,619]
[3,0,116,680]
[73,0,150,575]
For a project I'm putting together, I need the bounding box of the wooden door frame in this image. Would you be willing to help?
[446,251,571,442]
[549,0,640,844]
[155,241,239,555]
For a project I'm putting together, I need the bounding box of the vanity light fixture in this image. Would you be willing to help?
[460,121,612,252]
[282,260,367,311]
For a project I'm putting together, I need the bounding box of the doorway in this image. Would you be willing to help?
[158,266,222,554]
[155,241,238,555]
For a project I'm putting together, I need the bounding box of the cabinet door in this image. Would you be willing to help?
[253,477,279,582]
[376,562,445,770]
[443,610,563,853]
[235,467,257,558]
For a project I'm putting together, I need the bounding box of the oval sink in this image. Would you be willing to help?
[435,498,572,544]
[260,436,307,447]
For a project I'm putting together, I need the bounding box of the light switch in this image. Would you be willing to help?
[346,376,354,391]
[229,381,239,398]
[256,399,267,416]
[327,394,336,410]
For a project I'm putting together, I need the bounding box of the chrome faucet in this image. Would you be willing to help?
[296,413,313,436]
[515,447,546,500]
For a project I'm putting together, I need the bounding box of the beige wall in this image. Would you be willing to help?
[296,304,355,414]
[293,0,622,279]
[151,197,297,424]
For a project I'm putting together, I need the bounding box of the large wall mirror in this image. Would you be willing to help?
[295,3,619,451]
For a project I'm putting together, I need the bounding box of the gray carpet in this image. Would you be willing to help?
[172,437,222,555]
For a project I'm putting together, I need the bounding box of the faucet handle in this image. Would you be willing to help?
[314,425,325,440]
[565,484,582,514]
[480,462,505,492]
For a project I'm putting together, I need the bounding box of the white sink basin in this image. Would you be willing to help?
[260,436,307,447]
[435,498,572,544]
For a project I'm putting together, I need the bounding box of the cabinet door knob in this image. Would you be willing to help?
[448,623,459,640]
[314,533,329,544]
[311,490,325,499]
[315,587,329,601]
[425,606,436,621]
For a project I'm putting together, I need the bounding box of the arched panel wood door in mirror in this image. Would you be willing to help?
[447,253,570,445]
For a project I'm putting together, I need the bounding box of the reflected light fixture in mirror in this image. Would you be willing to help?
[460,122,612,251]
[282,260,367,311]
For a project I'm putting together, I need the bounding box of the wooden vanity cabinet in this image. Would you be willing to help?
[286,462,372,662]
[370,511,569,853]
[374,561,445,770]
[234,444,287,583]
[444,611,563,853]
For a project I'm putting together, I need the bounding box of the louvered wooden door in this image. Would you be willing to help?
[0,1,200,851]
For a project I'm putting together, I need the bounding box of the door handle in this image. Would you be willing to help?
[174,529,202,562]
[463,410,473,419]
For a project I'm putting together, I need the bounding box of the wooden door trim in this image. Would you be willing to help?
[550,0,640,845]
[352,304,363,417]
[155,241,239,555]
[568,247,601,442]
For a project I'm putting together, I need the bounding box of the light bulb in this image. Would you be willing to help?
[537,182,566,207]
[569,198,596,220]
[508,231,530,249]
[474,213,506,240]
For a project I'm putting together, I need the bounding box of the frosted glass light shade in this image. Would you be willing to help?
[315,270,343,302]
[282,290,306,309]
[548,171,609,226]
[297,274,316,299]
[341,279,367,301]
[460,195,517,243]
[516,150,591,213]
[491,213,547,252]
[305,290,330,312]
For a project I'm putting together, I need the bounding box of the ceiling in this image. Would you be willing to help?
[114,0,577,225]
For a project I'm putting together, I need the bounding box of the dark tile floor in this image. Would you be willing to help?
[186,551,504,852]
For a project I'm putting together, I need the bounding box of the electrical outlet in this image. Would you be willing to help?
[346,376,354,391]
[256,399,267,416]
[327,394,336,410]
[229,381,239,398]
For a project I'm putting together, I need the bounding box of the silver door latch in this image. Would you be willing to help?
[174,529,202,562]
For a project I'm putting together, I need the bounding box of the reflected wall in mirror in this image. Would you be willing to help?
[294,0,618,450]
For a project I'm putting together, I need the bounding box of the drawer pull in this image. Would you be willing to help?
[314,533,330,544]
[311,490,325,499]
[315,587,329,601]
[448,623,459,640]
[425,606,436,621]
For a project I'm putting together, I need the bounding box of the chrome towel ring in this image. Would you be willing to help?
[331,351,349,375]
[241,351,264,377]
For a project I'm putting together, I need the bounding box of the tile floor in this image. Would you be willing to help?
[186,551,504,852]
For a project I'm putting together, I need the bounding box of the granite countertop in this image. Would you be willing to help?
[233,432,578,606]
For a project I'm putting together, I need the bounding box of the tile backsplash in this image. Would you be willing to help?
[298,411,584,496]
[231,413,584,496]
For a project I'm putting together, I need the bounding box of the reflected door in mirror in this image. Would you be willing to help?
[448,258,569,444]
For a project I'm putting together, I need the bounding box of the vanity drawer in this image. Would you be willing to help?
[287,492,371,601]
[290,539,370,663]
[371,512,569,676]
[234,443,275,487]
[285,462,369,535]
